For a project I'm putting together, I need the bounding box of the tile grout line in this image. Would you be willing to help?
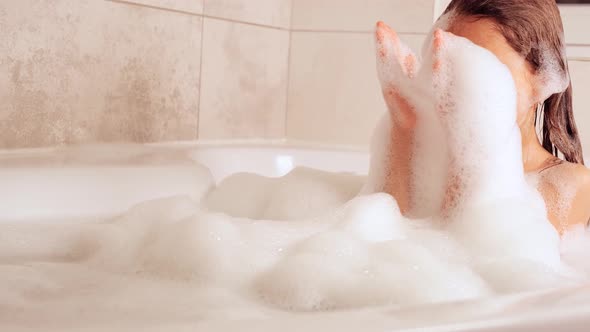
[104,0,290,30]
[196,10,206,140]
[283,0,296,140]
[290,29,428,35]
[104,0,200,16]
[201,14,290,31]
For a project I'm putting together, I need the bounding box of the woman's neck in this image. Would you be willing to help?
[520,115,554,173]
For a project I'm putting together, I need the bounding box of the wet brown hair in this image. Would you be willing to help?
[443,0,584,164]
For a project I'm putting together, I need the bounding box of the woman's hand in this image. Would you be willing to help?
[371,22,423,215]
[375,21,419,130]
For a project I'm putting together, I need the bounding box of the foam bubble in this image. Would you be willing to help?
[207,168,363,220]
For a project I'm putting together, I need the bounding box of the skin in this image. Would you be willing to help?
[375,21,416,215]
[378,17,590,234]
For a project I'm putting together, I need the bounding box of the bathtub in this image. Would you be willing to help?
[2,143,590,332]
[0,143,367,221]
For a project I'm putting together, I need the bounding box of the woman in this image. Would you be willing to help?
[377,0,590,233]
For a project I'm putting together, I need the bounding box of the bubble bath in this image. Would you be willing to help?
[1,24,590,332]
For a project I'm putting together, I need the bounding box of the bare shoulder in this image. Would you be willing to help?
[564,163,590,226]
[556,162,590,189]
[538,162,590,232]
[542,161,590,185]
[570,163,590,201]
[572,163,590,182]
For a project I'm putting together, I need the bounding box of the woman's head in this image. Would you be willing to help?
[440,0,584,164]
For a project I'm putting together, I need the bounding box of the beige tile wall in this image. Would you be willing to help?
[0,0,291,149]
[123,0,203,14]
[291,0,434,33]
[286,0,434,146]
[198,18,289,139]
[204,0,292,28]
[287,32,425,145]
[0,0,203,148]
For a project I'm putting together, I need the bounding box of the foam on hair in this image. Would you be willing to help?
[536,42,571,102]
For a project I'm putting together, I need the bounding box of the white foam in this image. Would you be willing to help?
[0,155,588,329]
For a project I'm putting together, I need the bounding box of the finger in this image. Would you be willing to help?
[375,21,419,81]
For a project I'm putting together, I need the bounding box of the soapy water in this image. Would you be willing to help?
[2,22,590,331]
[3,166,590,331]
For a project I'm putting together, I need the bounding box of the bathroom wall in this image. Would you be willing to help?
[286,0,433,146]
[0,0,290,148]
[1,0,202,148]
[1,0,589,157]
